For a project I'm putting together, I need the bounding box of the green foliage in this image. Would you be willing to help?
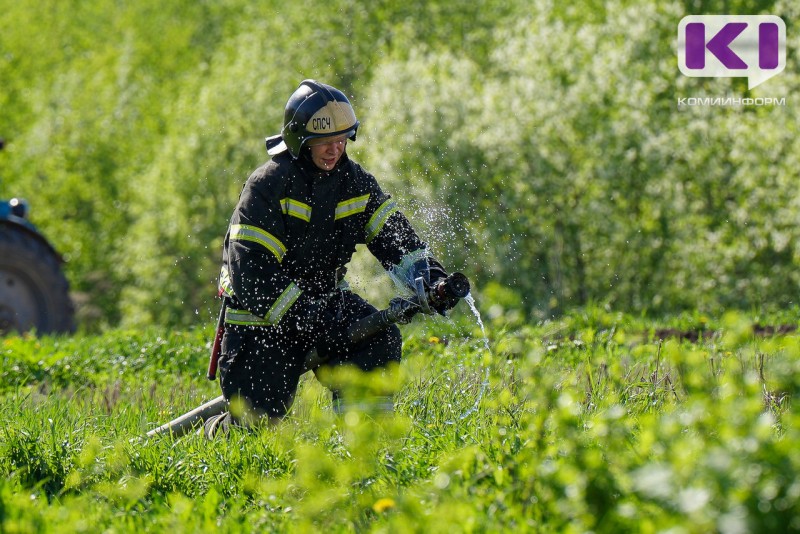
[360,0,800,319]
[2,0,799,329]
[1,309,799,531]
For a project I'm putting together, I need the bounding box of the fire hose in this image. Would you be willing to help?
[347,272,470,342]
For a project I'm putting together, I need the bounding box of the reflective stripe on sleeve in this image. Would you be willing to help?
[219,265,235,298]
[266,282,302,324]
[229,224,287,262]
[280,198,312,222]
[224,283,302,327]
[365,199,398,243]
[335,194,370,220]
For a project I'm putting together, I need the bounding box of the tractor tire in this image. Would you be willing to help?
[0,225,75,335]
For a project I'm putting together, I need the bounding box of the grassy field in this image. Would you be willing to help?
[1,307,799,533]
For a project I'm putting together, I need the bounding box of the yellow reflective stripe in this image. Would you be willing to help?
[224,283,302,326]
[225,308,270,326]
[365,199,398,243]
[266,282,302,323]
[280,198,312,222]
[335,194,370,220]
[219,265,235,298]
[230,224,286,262]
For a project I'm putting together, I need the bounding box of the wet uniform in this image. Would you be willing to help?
[217,151,446,418]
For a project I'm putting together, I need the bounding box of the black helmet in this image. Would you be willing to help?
[267,80,359,158]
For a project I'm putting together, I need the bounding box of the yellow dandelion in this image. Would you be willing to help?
[428,336,440,344]
[372,497,396,513]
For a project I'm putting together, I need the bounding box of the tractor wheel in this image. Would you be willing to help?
[0,225,75,335]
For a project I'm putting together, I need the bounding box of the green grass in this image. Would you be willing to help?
[1,309,799,533]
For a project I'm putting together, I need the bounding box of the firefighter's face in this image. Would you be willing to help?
[308,134,347,171]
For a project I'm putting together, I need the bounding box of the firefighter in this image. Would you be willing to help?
[204,80,457,437]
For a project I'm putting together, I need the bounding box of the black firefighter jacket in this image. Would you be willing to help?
[218,151,444,329]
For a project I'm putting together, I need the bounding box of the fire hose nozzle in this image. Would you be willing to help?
[415,272,471,315]
[430,272,471,309]
[436,272,470,300]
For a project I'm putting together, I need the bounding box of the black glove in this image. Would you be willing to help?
[385,297,422,325]
[408,257,448,291]
[411,256,462,315]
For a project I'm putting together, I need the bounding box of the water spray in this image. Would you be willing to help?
[447,292,491,423]
[148,272,486,438]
